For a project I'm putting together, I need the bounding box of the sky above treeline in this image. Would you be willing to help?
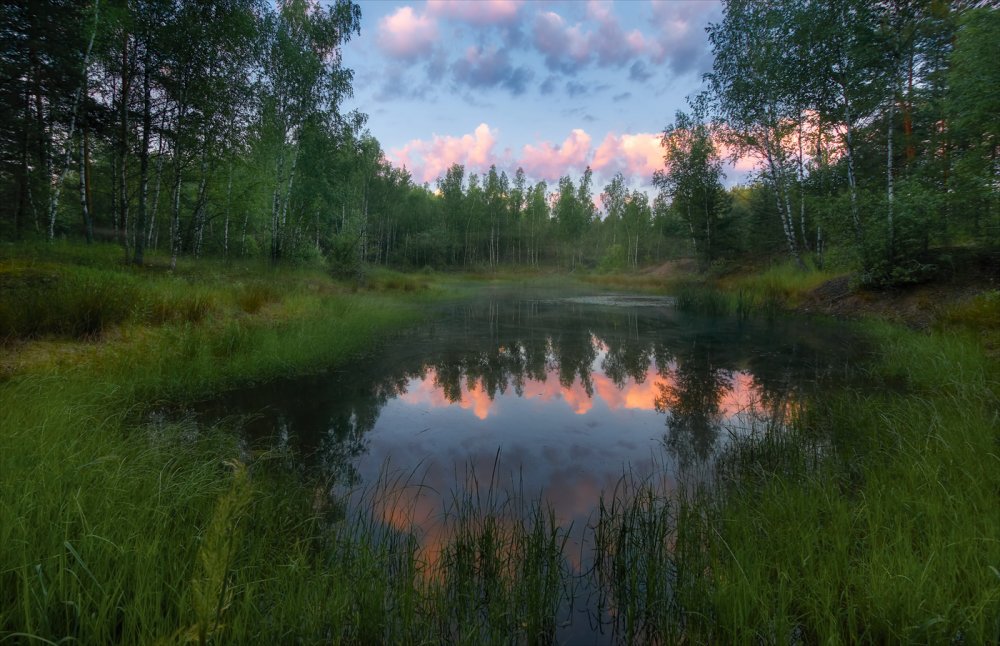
[340,0,749,194]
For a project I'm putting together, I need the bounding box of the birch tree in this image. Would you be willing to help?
[707,0,805,268]
[654,105,726,267]
[261,0,360,263]
[47,0,101,240]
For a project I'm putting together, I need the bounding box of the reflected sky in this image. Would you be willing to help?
[197,292,861,586]
[363,347,769,578]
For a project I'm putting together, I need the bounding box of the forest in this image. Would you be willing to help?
[1,0,998,643]
[2,0,996,280]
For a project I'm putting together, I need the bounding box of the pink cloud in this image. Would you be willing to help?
[532,11,591,71]
[647,0,721,73]
[592,132,663,180]
[388,126,753,189]
[389,123,499,184]
[716,141,758,174]
[532,3,655,73]
[427,0,523,26]
[377,6,438,59]
[518,129,593,181]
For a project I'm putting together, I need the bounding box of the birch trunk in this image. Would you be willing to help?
[118,36,131,256]
[765,143,804,269]
[269,151,283,263]
[223,162,233,257]
[886,94,895,262]
[78,137,93,243]
[48,0,101,240]
[192,147,208,258]
[133,50,151,265]
[842,85,862,247]
[49,0,100,240]
[796,112,808,251]
[169,155,182,270]
[148,117,166,249]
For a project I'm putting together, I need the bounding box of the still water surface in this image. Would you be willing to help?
[199,290,862,639]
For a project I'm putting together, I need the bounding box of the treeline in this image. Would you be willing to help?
[2,0,371,265]
[0,0,683,271]
[2,0,997,279]
[665,0,998,284]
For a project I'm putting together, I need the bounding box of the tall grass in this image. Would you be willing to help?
[720,259,841,306]
[669,325,1000,643]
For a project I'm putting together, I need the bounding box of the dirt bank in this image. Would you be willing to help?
[797,249,1000,330]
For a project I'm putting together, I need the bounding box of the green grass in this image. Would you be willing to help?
[719,259,841,306]
[937,289,1000,356]
[2,242,998,643]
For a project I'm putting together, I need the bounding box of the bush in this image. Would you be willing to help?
[598,244,627,273]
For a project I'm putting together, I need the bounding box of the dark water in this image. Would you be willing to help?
[197,290,863,641]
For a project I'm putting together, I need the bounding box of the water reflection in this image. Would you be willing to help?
[211,298,849,478]
[202,291,857,517]
[195,293,862,639]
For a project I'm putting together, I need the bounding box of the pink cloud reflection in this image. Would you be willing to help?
[399,365,765,421]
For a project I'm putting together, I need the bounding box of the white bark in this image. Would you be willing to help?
[886,95,895,258]
[48,0,101,240]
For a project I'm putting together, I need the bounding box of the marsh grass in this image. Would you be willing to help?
[673,282,732,317]
[674,325,1000,643]
[592,473,682,643]
[667,259,841,322]
[937,289,1000,355]
[434,458,574,644]
[234,281,281,314]
[0,266,141,339]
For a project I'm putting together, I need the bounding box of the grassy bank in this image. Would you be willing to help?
[0,243,441,641]
[600,323,1000,642]
[2,245,997,642]
[588,260,1000,641]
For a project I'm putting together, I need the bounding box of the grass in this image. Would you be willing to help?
[366,267,433,293]
[718,259,842,307]
[1,242,998,642]
[937,289,1000,356]
[0,242,584,643]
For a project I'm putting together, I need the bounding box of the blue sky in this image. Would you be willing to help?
[339,0,730,193]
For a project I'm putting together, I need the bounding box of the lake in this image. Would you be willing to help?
[196,289,864,641]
